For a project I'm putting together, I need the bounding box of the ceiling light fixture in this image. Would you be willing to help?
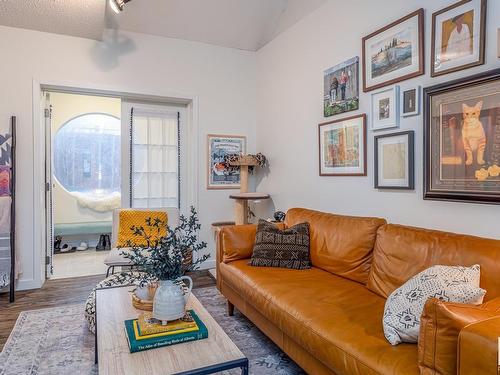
[109,0,132,14]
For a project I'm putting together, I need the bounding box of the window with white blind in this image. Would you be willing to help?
[130,108,180,208]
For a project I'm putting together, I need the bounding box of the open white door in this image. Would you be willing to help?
[44,92,54,278]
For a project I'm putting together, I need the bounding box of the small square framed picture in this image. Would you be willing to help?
[374,131,414,190]
[401,86,420,117]
[371,86,399,131]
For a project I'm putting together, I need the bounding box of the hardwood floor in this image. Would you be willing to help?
[0,270,215,351]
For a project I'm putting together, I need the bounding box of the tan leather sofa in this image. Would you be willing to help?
[215,208,500,375]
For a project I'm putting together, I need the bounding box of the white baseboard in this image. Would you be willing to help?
[15,278,44,291]
[199,259,215,270]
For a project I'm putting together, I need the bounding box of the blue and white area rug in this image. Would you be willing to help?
[0,286,305,375]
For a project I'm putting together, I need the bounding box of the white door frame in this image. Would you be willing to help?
[32,79,199,288]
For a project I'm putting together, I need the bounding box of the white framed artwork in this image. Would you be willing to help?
[371,86,400,131]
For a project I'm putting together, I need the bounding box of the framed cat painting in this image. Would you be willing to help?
[424,68,500,204]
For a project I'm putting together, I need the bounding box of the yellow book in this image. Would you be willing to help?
[133,320,199,340]
[137,311,198,336]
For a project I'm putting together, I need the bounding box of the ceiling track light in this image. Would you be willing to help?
[109,0,132,14]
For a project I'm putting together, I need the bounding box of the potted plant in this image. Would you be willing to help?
[121,206,209,324]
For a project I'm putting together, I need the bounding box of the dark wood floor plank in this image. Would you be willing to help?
[0,271,215,351]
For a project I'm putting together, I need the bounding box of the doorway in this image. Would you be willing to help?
[47,92,121,279]
[42,89,190,280]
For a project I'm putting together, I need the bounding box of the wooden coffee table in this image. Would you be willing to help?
[95,285,248,375]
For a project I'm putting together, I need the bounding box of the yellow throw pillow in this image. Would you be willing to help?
[116,210,168,248]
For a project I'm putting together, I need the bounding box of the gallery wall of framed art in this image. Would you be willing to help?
[256,0,500,240]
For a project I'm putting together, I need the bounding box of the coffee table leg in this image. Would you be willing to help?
[241,359,249,375]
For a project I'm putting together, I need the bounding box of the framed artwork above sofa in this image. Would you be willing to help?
[318,114,367,176]
[424,68,500,204]
[362,9,425,92]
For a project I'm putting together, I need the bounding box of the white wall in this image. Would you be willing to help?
[0,26,256,289]
[255,0,500,239]
[51,92,121,225]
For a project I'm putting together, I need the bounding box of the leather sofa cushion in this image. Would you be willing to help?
[285,208,386,284]
[221,224,257,263]
[418,298,499,375]
[220,260,419,375]
[367,224,500,301]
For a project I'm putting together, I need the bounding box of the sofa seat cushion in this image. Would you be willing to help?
[220,260,418,375]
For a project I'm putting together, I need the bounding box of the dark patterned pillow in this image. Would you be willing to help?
[250,219,310,270]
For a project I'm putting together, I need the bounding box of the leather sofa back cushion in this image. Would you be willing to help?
[367,224,500,300]
[222,224,257,263]
[285,208,386,284]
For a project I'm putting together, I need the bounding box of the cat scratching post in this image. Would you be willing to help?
[228,155,269,225]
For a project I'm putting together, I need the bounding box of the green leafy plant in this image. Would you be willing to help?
[121,206,209,281]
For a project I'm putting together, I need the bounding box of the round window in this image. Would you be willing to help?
[54,113,121,195]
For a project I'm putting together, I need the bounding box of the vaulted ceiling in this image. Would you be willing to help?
[0,0,327,51]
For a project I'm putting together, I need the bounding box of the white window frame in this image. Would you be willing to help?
[121,101,189,213]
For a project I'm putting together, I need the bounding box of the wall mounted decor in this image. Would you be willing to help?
[371,86,400,131]
[318,114,367,176]
[431,0,486,77]
[401,86,421,117]
[424,68,500,204]
[323,57,359,117]
[497,28,500,58]
[375,131,414,190]
[207,134,246,189]
[362,9,424,92]
[0,116,16,302]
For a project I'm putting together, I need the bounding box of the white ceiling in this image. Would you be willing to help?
[0,0,326,51]
[0,0,106,41]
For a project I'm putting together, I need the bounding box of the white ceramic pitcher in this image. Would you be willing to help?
[153,276,193,324]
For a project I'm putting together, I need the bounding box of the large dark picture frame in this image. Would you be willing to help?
[424,68,500,204]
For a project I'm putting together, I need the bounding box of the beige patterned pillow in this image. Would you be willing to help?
[383,264,486,345]
[250,220,310,270]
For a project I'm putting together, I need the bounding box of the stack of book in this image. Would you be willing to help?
[124,310,208,353]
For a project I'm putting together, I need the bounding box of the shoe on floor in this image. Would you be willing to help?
[76,242,89,251]
[60,244,71,253]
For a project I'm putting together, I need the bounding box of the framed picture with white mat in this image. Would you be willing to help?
[374,131,414,189]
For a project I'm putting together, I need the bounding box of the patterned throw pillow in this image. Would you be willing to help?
[383,264,486,345]
[250,219,310,270]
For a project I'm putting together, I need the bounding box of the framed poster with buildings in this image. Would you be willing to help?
[318,114,367,176]
[207,134,246,189]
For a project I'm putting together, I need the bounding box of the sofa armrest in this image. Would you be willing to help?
[418,298,499,375]
[458,316,500,375]
[482,296,500,313]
